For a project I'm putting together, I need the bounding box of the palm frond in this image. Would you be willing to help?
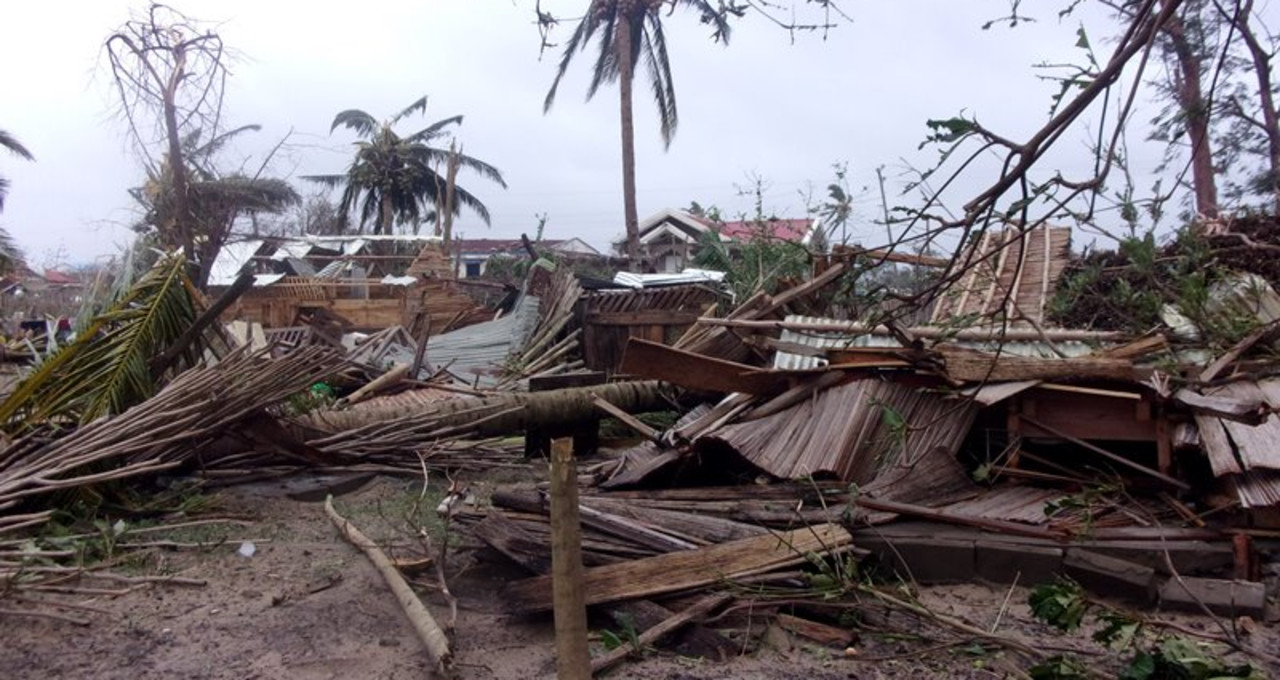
[0,227,24,277]
[643,16,679,147]
[391,96,429,126]
[191,176,300,213]
[301,173,349,189]
[450,184,493,226]
[680,0,732,43]
[403,115,463,143]
[0,253,225,432]
[0,130,34,161]
[330,109,379,137]
[586,10,622,99]
[545,10,600,112]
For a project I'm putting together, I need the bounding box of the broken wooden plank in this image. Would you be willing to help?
[1097,333,1169,360]
[775,613,855,647]
[619,337,789,395]
[592,395,663,445]
[503,524,854,613]
[590,593,732,675]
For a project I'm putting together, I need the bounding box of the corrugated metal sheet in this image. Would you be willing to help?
[939,486,1066,525]
[424,295,542,387]
[1227,470,1280,508]
[612,268,725,289]
[703,378,976,483]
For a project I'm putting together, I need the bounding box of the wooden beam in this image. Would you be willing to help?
[550,438,591,679]
[620,337,790,395]
[1018,415,1190,490]
[503,523,853,613]
[586,310,701,326]
[933,345,1135,383]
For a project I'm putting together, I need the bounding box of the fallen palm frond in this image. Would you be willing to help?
[0,252,228,432]
[0,346,346,515]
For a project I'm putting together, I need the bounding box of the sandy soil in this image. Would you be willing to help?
[1,475,1275,679]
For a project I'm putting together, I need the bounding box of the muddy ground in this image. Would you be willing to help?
[1,474,1276,679]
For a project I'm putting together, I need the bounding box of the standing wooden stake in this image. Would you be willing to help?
[550,437,591,679]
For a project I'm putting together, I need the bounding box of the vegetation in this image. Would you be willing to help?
[1027,579,1263,680]
[0,252,225,431]
[303,96,507,239]
[0,128,32,275]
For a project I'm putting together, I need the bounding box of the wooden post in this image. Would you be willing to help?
[549,437,591,679]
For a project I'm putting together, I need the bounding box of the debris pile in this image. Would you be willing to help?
[2,222,1279,676]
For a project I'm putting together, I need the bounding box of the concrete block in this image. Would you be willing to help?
[1157,577,1266,619]
[1064,549,1156,604]
[976,543,1063,586]
[864,537,976,584]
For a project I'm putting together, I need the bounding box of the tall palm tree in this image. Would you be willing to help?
[0,129,34,275]
[303,96,507,236]
[543,1,730,268]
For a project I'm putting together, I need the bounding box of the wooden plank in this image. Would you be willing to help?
[587,310,701,326]
[1193,415,1241,475]
[503,523,853,613]
[775,613,855,647]
[620,337,790,395]
[935,345,1135,383]
[1174,388,1268,424]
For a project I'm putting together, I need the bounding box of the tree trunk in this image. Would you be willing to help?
[617,11,642,272]
[1165,11,1220,221]
[163,45,194,265]
[378,192,393,235]
[295,380,672,436]
[1234,0,1280,213]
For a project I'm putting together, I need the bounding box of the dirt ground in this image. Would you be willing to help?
[1,475,1276,679]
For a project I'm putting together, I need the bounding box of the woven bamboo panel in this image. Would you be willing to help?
[931,226,1071,326]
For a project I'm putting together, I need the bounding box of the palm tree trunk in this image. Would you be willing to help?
[1165,12,1219,222]
[442,141,460,247]
[617,11,642,272]
[379,192,393,235]
[295,380,671,436]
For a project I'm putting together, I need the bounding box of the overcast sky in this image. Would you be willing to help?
[1,0,1243,269]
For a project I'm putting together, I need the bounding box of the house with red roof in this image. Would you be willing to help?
[632,209,819,273]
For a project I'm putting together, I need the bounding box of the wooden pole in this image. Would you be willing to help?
[550,437,591,679]
[323,496,451,673]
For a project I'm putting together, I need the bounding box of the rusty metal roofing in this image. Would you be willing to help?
[930,225,1071,326]
[702,378,976,483]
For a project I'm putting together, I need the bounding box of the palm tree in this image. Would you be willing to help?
[303,96,507,237]
[543,1,730,269]
[0,129,33,275]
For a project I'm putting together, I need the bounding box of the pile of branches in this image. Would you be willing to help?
[1046,218,1280,334]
